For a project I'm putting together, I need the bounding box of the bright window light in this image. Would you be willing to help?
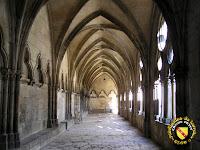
[157,57,162,71]
[157,22,168,51]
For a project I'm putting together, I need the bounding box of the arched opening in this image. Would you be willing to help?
[89,74,118,114]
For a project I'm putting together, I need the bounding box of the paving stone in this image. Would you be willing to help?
[42,114,165,150]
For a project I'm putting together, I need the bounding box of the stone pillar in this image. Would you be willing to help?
[66,92,68,119]
[121,93,124,117]
[163,77,169,123]
[0,68,9,150]
[174,68,188,117]
[7,69,16,149]
[69,92,72,118]
[170,76,176,119]
[131,88,135,125]
[13,71,21,148]
[132,84,137,126]
[52,84,58,126]
[143,83,152,138]
[160,80,164,121]
[47,85,53,128]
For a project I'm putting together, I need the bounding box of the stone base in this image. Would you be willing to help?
[47,119,53,128]
[0,134,8,150]
[61,119,75,130]
[8,133,15,149]
[143,119,151,138]
[65,114,72,120]
[15,133,21,148]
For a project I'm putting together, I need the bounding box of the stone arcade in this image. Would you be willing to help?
[0,0,199,150]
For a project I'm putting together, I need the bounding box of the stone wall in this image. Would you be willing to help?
[18,5,52,139]
[18,84,48,139]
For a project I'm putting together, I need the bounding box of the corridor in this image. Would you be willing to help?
[42,114,164,150]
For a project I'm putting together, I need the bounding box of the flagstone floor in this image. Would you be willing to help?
[41,113,165,150]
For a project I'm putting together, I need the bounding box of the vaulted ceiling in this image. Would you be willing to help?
[47,0,155,91]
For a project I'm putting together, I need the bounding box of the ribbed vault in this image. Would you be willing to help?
[47,0,154,96]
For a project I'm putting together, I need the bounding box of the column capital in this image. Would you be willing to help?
[8,69,16,78]
[0,67,9,79]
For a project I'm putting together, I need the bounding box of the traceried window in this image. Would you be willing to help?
[154,16,176,123]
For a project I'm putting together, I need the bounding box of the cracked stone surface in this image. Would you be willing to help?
[42,114,165,150]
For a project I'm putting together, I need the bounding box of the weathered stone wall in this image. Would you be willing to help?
[18,84,48,138]
[89,74,118,113]
[19,5,52,139]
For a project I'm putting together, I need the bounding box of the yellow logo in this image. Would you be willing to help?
[168,116,196,145]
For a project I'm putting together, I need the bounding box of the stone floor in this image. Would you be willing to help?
[42,114,165,150]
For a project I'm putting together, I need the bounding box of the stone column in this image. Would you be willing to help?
[65,91,68,120]
[69,92,72,118]
[0,68,9,150]
[13,71,21,148]
[7,69,16,149]
[55,85,58,126]
[47,85,53,128]
[170,76,176,119]
[163,77,169,123]
[51,85,54,125]
[52,84,58,126]
[131,88,136,125]
[121,93,124,117]
[143,83,152,138]
[160,80,164,121]
[174,68,188,117]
